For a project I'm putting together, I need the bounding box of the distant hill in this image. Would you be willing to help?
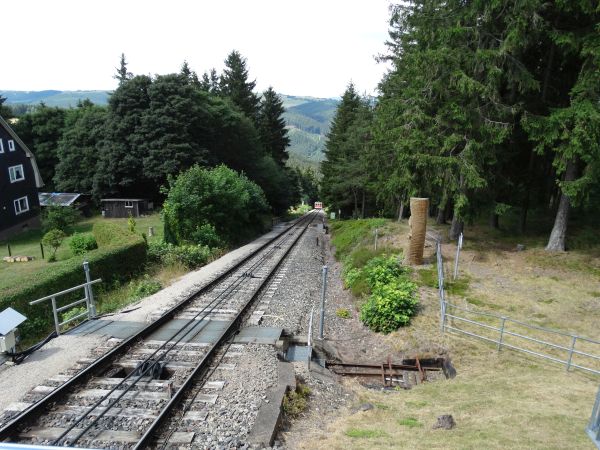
[1,90,111,107]
[1,90,337,171]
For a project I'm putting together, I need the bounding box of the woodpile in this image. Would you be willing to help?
[3,256,34,263]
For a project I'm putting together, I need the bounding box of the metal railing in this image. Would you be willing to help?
[29,261,101,335]
[588,386,600,448]
[431,236,600,376]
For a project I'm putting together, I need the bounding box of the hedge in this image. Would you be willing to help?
[1,222,147,338]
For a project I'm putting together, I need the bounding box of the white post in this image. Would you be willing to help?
[51,296,60,335]
[83,261,96,318]
[453,232,463,280]
[318,266,328,339]
[374,228,379,250]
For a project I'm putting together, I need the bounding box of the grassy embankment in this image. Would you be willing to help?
[0,215,163,289]
[0,214,189,336]
[308,218,599,450]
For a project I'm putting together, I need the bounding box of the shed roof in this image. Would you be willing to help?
[101,198,147,202]
[0,114,44,188]
[39,192,83,206]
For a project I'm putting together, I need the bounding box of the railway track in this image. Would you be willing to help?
[0,211,319,449]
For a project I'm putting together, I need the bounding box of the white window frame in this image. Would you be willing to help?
[124,200,134,208]
[14,196,29,215]
[8,164,25,183]
[0,139,4,153]
[8,140,15,152]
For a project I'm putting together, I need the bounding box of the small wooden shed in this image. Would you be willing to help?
[101,199,152,218]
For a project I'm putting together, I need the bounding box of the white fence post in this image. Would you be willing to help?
[566,335,577,371]
[83,261,97,318]
[498,317,507,350]
[51,296,60,335]
[453,232,463,280]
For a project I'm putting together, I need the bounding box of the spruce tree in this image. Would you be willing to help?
[219,50,260,122]
[321,83,366,215]
[55,102,107,192]
[114,53,132,84]
[257,87,290,167]
[14,105,67,189]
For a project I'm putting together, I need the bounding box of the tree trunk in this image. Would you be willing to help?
[352,190,358,218]
[519,148,536,234]
[398,199,405,222]
[436,206,446,225]
[545,161,577,251]
[519,205,528,234]
[449,209,464,241]
[490,212,499,229]
[360,190,365,219]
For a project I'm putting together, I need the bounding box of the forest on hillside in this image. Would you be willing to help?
[0,52,320,215]
[321,1,600,252]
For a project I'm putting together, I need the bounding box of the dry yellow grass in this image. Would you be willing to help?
[296,219,599,449]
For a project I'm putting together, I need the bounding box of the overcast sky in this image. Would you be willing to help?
[2,0,392,98]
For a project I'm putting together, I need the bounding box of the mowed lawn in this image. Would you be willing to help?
[0,213,163,293]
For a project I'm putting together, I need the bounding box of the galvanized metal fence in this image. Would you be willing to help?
[29,261,101,335]
[431,236,600,376]
[588,386,600,448]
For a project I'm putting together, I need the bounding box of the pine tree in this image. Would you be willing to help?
[94,75,153,199]
[140,73,211,188]
[0,95,13,120]
[321,83,368,216]
[219,50,260,122]
[200,69,220,94]
[55,102,107,192]
[257,87,290,166]
[14,105,67,189]
[180,60,200,87]
[114,53,133,84]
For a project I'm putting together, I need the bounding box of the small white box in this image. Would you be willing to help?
[0,331,16,353]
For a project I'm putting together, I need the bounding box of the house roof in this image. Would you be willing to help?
[39,192,83,206]
[0,114,44,188]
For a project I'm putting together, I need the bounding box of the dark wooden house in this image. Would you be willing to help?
[0,115,44,240]
[101,199,152,218]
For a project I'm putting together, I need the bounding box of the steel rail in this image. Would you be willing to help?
[0,212,317,443]
[134,210,317,449]
[53,214,313,445]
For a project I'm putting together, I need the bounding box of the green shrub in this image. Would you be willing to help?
[127,213,136,233]
[42,229,67,261]
[355,256,419,334]
[162,164,270,246]
[190,223,222,248]
[42,206,80,233]
[69,233,98,255]
[148,241,212,269]
[1,222,147,340]
[129,275,162,300]
[364,255,410,288]
[343,267,362,289]
[360,278,419,333]
[349,246,399,269]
